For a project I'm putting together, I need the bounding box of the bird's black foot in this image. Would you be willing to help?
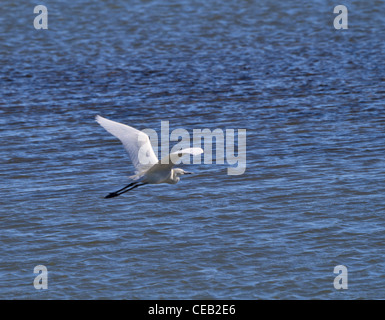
[105,192,119,199]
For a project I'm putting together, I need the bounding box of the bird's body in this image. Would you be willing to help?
[96,115,203,198]
[143,165,177,184]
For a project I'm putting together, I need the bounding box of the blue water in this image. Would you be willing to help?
[1,0,385,299]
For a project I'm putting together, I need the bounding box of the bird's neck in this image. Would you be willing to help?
[170,169,180,184]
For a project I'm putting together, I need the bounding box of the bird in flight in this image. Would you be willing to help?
[96,115,203,198]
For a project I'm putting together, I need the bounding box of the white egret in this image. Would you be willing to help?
[96,115,203,198]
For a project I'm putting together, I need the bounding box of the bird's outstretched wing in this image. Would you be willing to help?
[96,115,158,174]
[159,147,204,167]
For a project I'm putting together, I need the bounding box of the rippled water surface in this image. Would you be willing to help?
[1,0,385,299]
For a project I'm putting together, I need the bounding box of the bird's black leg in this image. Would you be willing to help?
[105,182,136,198]
[105,182,147,198]
[116,182,147,196]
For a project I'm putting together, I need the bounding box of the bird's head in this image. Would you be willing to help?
[173,168,193,177]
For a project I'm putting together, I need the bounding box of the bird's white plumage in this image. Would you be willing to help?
[96,115,158,174]
[160,147,204,168]
[96,115,203,197]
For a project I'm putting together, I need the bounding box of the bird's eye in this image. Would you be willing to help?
[178,153,182,157]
